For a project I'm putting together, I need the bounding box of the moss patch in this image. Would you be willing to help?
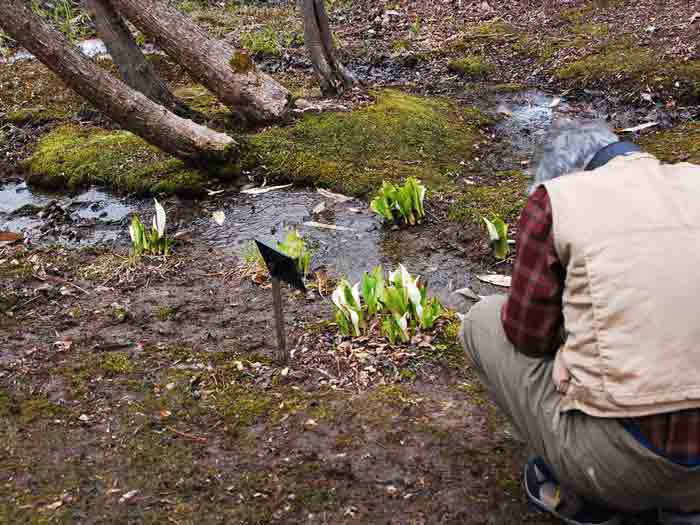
[100,352,135,376]
[555,38,700,94]
[448,55,494,77]
[26,125,209,196]
[448,171,528,225]
[18,397,61,424]
[640,123,700,164]
[244,90,487,197]
[229,51,256,73]
[369,385,419,408]
[4,106,69,126]
[556,40,656,82]
[214,385,273,427]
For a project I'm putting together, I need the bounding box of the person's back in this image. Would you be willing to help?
[545,153,700,418]
[460,120,700,525]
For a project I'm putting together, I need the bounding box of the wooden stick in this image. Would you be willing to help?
[271,277,288,364]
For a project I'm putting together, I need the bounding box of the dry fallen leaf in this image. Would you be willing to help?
[691,12,700,24]
[476,274,512,288]
[454,287,483,301]
[303,221,356,232]
[41,500,63,512]
[54,340,73,352]
[548,97,561,108]
[119,490,139,504]
[618,122,658,133]
[0,231,23,242]
[317,188,353,202]
[241,184,293,195]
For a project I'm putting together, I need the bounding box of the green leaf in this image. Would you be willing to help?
[277,229,311,276]
[483,216,510,260]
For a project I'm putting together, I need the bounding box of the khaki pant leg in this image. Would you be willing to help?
[460,295,700,513]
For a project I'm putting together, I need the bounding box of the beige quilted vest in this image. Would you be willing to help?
[544,153,700,417]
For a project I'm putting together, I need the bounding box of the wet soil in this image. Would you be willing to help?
[2,1,697,523]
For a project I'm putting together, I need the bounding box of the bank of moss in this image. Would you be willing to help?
[26,125,209,196]
[244,90,488,197]
[448,55,494,77]
[555,38,700,96]
[448,170,529,225]
[640,123,700,164]
[4,106,69,126]
[18,397,61,424]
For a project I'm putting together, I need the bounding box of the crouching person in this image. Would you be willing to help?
[461,120,700,525]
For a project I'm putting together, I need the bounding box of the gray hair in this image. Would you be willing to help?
[529,119,619,194]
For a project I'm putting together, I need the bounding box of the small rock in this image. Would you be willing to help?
[78,414,90,423]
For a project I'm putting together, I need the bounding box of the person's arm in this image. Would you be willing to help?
[501,186,565,358]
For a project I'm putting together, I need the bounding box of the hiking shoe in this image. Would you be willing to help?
[522,457,620,525]
[659,510,700,525]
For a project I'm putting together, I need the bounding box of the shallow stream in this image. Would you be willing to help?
[0,89,588,299]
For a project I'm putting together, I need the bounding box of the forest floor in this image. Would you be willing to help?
[1,1,700,523]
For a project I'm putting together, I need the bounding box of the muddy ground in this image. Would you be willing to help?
[2,0,700,523]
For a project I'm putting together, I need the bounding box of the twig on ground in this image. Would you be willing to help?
[165,426,208,444]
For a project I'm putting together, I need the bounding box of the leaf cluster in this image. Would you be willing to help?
[332,264,443,344]
[370,177,426,226]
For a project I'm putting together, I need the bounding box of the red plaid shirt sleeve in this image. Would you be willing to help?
[501,186,565,358]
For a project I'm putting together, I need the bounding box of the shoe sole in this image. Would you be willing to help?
[521,465,621,525]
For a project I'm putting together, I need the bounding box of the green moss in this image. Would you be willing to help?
[572,23,610,39]
[399,369,417,382]
[425,310,467,368]
[174,85,226,114]
[245,90,487,197]
[448,55,494,77]
[156,306,175,320]
[513,34,566,62]
[26,125,210,196]
[391,38,411,52]
[214,386,272,426]
[448,171,528,225]
[241,26,282,56]
[0,258,33,278]
[555,38,700,91]
[177,0,206,14]
[229,51,256,73]
[0,391,11,418]
[99,352,135,376]
[639,123,700,164]
[369,385,418,408]
[5,107,68,126]
[452,20,513,51]
[18,397,60,424]
[556,40,655,82]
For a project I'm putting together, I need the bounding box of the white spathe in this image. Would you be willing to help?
[153,198,166,238]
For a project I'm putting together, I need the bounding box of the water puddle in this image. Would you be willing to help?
[0,181,142,245]
[1,182,472,297]
[192,190,472,294]
[495,90,569,155]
